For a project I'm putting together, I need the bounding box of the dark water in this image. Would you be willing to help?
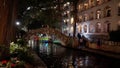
[36,43,120,68]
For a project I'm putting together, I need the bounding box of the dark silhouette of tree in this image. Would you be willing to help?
[17,0,62,29]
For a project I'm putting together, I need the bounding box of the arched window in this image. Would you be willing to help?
[84,14,89,21]
[77,24,82,33]
[79,15,83,22]
[96,0,103,5]
[90,12,94,20]
[96,9,101,19]
[90,0,95,7]
[89,24,95,33]
[84,3,89,10]
[104,21,110,32]
[96,22,102,33]
[104,6,111,17]
[84,25,87,33]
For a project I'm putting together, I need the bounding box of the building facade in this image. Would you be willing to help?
[76,0,120,40]
[61,1,75,36]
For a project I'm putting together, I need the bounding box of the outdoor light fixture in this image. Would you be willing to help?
[16,21,20,26]
[27,7,31,10]
[67,2,70,5]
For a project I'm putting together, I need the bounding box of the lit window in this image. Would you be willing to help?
[84,3,88,9]
[89,24,95,33]
[96,10,101,19]
[79,16,83,22]
[90,12,94,20]
[67,2,70,5]
[84,14,89,21]
[97,0,100,5]
[96,22,101,33]
[84,25,87,33]
[71,17,74,24]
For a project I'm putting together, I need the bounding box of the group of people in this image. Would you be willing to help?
[77,33,87,48]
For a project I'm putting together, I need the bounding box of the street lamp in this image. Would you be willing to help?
[16,21,20,26]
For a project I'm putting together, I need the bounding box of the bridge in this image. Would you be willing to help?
[27,28,78,48]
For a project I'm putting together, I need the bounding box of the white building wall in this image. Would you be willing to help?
[77,0,120,40]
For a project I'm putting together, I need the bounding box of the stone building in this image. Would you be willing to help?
[77,0,120,40]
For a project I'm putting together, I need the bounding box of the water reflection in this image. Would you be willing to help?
[36,43,120,68]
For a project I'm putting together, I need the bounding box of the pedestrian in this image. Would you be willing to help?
[77,33,81,47]
[97,38,101,48]
[77,33,81,40]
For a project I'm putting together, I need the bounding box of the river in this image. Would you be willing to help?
[35,43,120,68]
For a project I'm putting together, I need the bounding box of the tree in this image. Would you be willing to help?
[17,0,62,30]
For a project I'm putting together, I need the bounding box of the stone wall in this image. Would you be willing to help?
[88,41,120,53]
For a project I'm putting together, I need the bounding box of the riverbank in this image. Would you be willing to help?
[56,43,120,59]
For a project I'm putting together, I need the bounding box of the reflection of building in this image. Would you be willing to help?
[77,0,120,40]
[0,0,17,44]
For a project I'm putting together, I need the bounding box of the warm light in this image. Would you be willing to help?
[64,4,67,7]
[119,2,120,7]
[67,19,69,22]
[67,11,70,14]
[84,3,88,6]
[79,5,81,9]
[71,17,74,24]
[70,27,73,32]
[63,19,66,22]
[64,12,66,15]
[66,27,69,30]
[67,2,70,5]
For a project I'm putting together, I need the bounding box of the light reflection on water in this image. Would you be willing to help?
[33,42,120,68]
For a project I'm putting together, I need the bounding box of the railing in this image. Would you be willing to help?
[101,40,120,46]
[88,39,120,53]
[27,28,74,46]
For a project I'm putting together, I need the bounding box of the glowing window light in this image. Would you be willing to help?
[71,17,74,24]
[67,19,69,22]
[70,27,73,32]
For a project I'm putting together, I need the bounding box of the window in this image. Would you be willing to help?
[107,9,111,17]
[96,0,102,5]
[96,9,101,19]
[79,15,83,22]
[96,22,101,33]
[89,24,95,33]
[90,12,94,20]
[84,25,87,33]
[104,21,110,32]
[91,0,95,7]
[84,3,89,9]
[104,6,111,17]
